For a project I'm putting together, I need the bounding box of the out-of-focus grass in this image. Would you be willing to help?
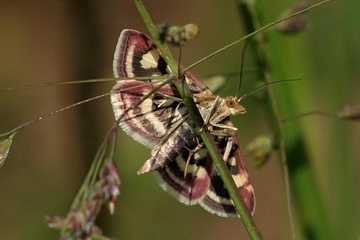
[266,1,360,239]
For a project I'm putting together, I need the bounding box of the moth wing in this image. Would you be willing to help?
[113,29,210,92]
[200,133,255,217]
[113,29,169,78]
[111,80,187,148]
[154,142,213,205]
[111,29,208,148]
[155,133,255,217]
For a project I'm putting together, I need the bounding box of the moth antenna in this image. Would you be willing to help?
[235,39,250,98]
[238,78,301,102]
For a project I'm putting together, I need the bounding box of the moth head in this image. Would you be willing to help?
[226,96,246,115]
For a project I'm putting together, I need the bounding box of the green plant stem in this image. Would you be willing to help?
[236,0,336,239]
[235,1,297,238]
[69,121,119,211]
[133,0,263,239]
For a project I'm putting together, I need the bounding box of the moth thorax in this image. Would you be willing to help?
[225,96,246,115]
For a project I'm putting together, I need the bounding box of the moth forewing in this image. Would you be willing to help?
[111,80,187,148]
[113,29,171,78]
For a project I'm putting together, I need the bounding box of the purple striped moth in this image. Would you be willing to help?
[111,29,255,217]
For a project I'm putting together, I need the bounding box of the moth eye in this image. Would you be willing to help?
[226,99,236,108]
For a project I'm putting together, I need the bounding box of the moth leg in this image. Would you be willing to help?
[208,121,237,136]
[209,123,238,133]
[208,117,238,136]
[183,138,204,178]
[222,136,234,162]
[200,96,221,132]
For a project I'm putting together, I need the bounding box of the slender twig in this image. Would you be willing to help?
[0,76,169,92]
[184,0,334,73]
[281,110,338,123]
[0,92,112,138]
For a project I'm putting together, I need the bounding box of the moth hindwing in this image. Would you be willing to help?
[111,29,255,217]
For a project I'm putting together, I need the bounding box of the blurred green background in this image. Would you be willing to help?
[0,0,359,239]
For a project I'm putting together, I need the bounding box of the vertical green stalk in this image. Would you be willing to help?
[235,0,296,237]
[235,0,335,239]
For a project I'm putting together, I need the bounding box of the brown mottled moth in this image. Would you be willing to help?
[111,29,255,217]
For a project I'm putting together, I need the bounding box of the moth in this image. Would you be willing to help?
[110,29,255,217]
